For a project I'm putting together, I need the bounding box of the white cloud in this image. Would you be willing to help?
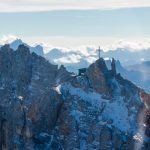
[0,35,18,44]
[2,35,150,53]
[54,54,82,64]
[109,39,150,51]
[0,0,150,12]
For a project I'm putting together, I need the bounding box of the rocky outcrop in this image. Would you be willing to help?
[0,45,63,149]
[139,91,150,149]
[55,65,73,84]
[111,58,117,75]
[0,45,148,150]
[86,58,111,96]
[49,58,143,150]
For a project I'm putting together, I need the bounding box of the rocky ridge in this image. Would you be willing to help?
[0,44,149,150]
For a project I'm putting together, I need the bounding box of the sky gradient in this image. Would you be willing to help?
[0,0,150,12]
[0,1,150,49]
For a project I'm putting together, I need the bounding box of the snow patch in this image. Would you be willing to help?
[133,133,143,143]
[62,83,103,107]
[54,85,62,94]
[18,96,23,101]
[62,83,136,133]
[102,97,132,132]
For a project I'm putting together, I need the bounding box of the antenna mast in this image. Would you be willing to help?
[99,46,100,59]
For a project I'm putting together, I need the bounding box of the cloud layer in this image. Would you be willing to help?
[1,35,150,72]
[1,35,150,52]
[0,0,150,12]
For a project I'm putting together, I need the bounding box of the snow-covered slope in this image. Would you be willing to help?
[50,58,144,149]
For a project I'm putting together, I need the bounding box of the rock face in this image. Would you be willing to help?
[51,59,143,150]
[0,45,63,149]
[111,58,117,75]
[0,45,149,150]
[140,91,150,148]
[86,58,110,95]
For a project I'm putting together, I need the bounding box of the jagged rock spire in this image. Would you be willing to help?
[86,58,110,95]
[111,58,116,75]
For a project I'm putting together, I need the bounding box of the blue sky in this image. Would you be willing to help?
[1,8,150,37]
[0,0,150,49]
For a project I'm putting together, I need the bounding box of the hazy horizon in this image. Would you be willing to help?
[0,1,150,50]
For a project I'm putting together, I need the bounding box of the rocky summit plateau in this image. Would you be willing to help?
[0,44,150,150]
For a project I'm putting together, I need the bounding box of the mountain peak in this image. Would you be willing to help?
[0,46,147,149]
[10,38,25,50]
[6,39,44,56]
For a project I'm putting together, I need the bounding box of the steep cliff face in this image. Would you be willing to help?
[0,45,65,149]
[0,45,148,150]
[85,58,111,96]
[50,58,143,150]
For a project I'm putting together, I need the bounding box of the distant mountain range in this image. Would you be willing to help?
[1,39,150,91]
[44,47,150,71]
[1,39,44,56]
[106,60,150,92]
[2,39,150,67]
